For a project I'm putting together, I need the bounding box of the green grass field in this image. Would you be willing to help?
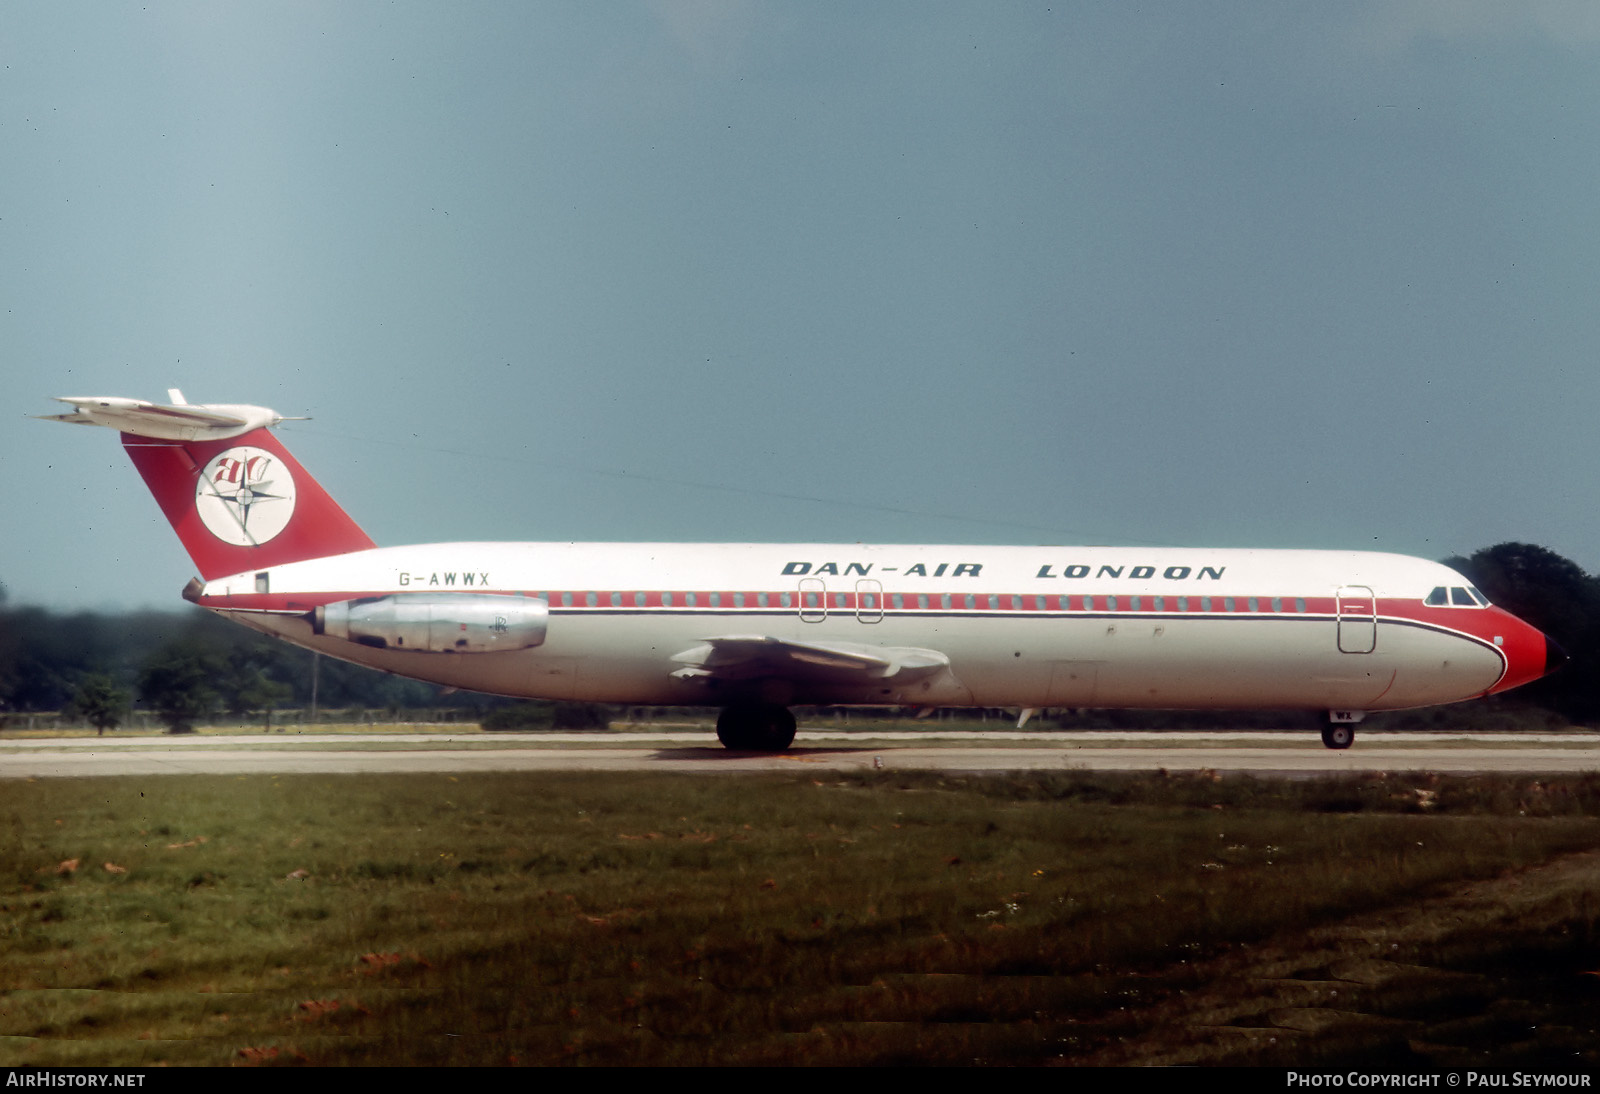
[3,770,1598,1066]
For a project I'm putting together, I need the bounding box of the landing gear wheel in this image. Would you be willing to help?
[716,704,797,751]
[1321,723,1355,750]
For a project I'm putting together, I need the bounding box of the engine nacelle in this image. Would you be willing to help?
[313,594,548,653]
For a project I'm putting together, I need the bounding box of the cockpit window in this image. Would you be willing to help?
[1428,585,1488,608]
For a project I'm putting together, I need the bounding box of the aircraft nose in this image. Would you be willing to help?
[1544,633,1570,676]
[1486,610,1567,695]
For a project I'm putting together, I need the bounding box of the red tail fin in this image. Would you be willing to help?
[122,428,376,581]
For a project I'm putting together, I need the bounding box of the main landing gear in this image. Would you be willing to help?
[716,704,797,751]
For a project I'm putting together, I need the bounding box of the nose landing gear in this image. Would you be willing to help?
[1322,710,1363,750]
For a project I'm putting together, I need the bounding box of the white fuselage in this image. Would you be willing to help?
[196,542,1534,713]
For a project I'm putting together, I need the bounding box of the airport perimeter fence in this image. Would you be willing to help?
[0,707,489,733]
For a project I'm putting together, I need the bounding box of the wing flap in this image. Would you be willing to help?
[670,635,951,685]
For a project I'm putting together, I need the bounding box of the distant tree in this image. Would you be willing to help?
[216,646,293,727]
[0,607,78,711]
[1445,542,1600,722]
[138,644,222,734]
[0,602,169,712]
[1447,543,1598,632]
[0,598,467,721]
[68,674,132,735]
[553,702,611,729]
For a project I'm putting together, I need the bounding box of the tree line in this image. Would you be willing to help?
[0,541,1595,732]
[0,595,481,732]
[1442,542,1600,722]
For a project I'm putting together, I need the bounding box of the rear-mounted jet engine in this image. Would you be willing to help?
[313,594,548,653]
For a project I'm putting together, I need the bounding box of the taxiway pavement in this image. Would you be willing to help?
[1,730,1595,778]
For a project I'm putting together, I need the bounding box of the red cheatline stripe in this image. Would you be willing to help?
[196,587,1507,641]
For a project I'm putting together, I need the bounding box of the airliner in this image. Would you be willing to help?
[40,392,1564,751]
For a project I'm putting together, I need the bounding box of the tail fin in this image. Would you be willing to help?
[42,395,375,580]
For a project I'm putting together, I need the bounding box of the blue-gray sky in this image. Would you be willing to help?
[7,1,1600,611]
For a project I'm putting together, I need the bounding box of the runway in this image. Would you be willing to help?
[1,729,1596,778]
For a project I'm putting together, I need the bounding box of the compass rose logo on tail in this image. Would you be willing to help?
[195,446,297,545]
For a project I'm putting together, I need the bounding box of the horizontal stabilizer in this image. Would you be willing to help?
[40,393,373,579]
[36,395,285,442]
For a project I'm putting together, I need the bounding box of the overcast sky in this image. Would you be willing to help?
[7,1,1600,611]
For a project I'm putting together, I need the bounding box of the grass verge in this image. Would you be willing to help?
[2,770,1598,1066]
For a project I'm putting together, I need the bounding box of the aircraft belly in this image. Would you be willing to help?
[542,613,776,704]
[937,616,1505,711]
[928,615,1330,708]
[1073,617,1363,708]
[1364,624,1506,707]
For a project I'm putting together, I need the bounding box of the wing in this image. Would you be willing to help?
[670,634,953,686]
